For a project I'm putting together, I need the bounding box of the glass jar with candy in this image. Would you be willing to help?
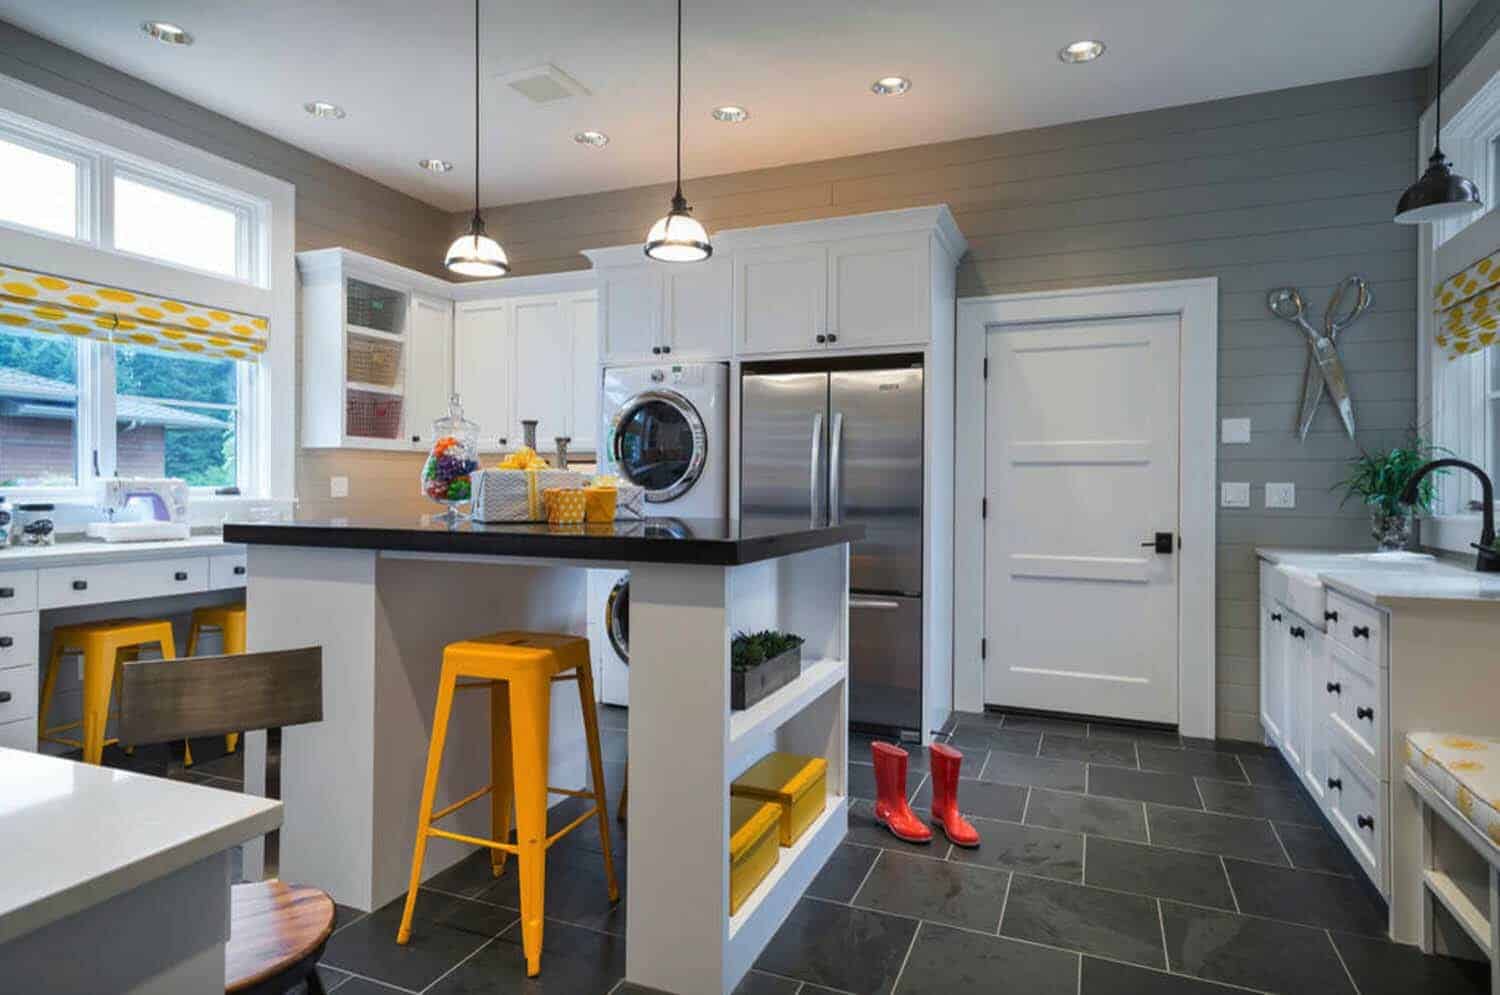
[420,394,480,523]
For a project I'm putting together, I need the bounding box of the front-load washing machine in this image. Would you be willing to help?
[587,568,630,706]
[600,362,728,518]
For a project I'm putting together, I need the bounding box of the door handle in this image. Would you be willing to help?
[829,411,845,525]
[1141,532,1174,554]
[809,412,824,523]
[849,598,902,611]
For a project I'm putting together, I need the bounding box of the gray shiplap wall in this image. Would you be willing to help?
[468,70,1424,740]
[1440,0,1500,92]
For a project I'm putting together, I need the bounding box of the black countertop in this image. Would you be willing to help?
[222,514,863,567]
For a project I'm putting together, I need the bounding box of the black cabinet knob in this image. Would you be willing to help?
[1352,625,1370,639]
[0,587,12,598]
[1290,626,1306,639]
[174,571,188,581]
[651,346,661,354]
[0,691,10,704]
[233,565,246,576]
[1356,706,1374,721]
[1325,610,1339,622]
[71,580,87,591]
[1327,777,1342,790]
[499,437,508,446]
[1270,612,1282,622]
[411,435,421,444]
[827,333,838,343]
[1357,814,1375,831]
[0,637,11,648]
[1326,681,1341,695]
[815,334,827,344]
[662,345,671,354]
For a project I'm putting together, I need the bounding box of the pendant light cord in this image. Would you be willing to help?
[1435,0,1445,155]
[473,0,482,228]
[674,0,684,203]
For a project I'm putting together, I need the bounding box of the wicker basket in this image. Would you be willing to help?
[346,334,403,387]
[346,389,404,439]
[346,278,405,333]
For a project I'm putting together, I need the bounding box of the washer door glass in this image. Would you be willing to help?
[606,575,629,663]
[612,391,706,502]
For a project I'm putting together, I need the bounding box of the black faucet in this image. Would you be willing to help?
[1401,459,1500,572]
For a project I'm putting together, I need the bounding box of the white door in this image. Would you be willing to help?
[568,294,600,452]
[510,297,572,451]
[405,295,453,449]
[734,245,827,355]
[664,256,733,360]
[984,313,1181,724]
[1260,605,1286,744]
[600,266,661,363]
[827,234,928,349]
[454,301,513,452]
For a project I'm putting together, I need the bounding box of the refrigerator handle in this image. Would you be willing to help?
[829,411,845,525]
[809,411,824,524]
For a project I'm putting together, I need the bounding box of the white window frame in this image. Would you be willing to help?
[0,72,294,510]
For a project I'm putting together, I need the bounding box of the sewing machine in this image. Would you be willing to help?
[85,477,192,542]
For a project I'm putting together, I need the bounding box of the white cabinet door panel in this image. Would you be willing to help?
[601,267,662,364]
[511,297,572,452]
[664,257,732,360]
[828,234,929,348]
[406,295,454,448]
[569,295,600,452]
[454,302,513,452]
[735,245,827,355]
[1260,604,1286,744]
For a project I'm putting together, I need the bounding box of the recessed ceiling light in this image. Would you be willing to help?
[870,76,911,96]
[141,21,192,46]
[712,105,749,123]
[573,130,610,148]
[418,159,453,173]
[1058,40,1106,64]
[303,100,346,120]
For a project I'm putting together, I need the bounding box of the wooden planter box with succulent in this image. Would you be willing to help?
[731,630,805,711]
[1336,438,1448,551]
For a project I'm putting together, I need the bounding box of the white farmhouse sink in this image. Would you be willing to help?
[1336,551,1436,568]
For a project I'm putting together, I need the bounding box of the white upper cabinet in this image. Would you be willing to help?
[734,245,828,355]
[510,297,572,452]
[569,295,600,452]
[454,301,513,452]
[600,267,662,364]
[405,294,454,448]
[663,257,733,360]
[827,234,930,350]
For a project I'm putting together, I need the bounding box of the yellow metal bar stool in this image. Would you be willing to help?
[189,604,247,755]
[396,631,619,978]
[38,619,177,765]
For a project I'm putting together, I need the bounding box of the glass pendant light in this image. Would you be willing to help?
[644,0,712,262]
[446,0,509,277]
[1396,0,1484,224]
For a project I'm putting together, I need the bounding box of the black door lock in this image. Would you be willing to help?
[1141,532,1175,554]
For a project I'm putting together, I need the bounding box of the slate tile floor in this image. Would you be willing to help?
[85,706,1490,993]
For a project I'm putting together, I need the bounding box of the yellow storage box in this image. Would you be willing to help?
[731,752,828,846]
[729,796,780,915]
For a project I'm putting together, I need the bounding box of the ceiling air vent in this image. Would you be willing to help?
[498,64,591,104]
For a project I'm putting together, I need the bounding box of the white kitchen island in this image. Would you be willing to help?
[224,514,859,995]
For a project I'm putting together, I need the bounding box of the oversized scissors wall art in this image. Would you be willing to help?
[1266,276,1372,441]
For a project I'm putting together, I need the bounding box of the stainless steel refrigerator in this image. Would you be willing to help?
[740,358,924,735]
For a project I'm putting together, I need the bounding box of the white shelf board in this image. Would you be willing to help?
[1423,868,1493,956]
[346,380,404,397]
[726,795,847,983]
[345,323,405,342]
[728,657,846,769]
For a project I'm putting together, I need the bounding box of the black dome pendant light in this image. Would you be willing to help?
[1396,0,1484,224]
[445,0,509,276]
[644,0,712,262]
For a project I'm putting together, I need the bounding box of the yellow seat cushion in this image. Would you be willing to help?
[1406,731,1500,849]
[443,631,589,679]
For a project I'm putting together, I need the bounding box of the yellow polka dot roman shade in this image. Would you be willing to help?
[0,264,268,361]
[1435,248,1500,360]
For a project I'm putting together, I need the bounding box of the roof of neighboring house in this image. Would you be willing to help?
[0,367,228,430]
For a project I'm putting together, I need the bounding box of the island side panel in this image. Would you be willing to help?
[627,561,732,994]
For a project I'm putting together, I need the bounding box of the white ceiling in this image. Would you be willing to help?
[0,1,1476,212]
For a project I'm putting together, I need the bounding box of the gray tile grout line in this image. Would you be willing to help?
[1075,950,1083,995]
[1156,898,1170,974]
[1019,785,1033,825]
[320,966,420,994]
[1035,732,1045,758]
[1326,927,1364,995]
[995,870,1014,936]
[848,847,883,905]
[1080,833,1088,885]
[1141,802,1151,844]
[886,919,923,995]
[1268,819,1297,867]
[1235,753,1252,783]
[1220,855,1242,914]
[416,917,518,995]
[1193,775,1209,810]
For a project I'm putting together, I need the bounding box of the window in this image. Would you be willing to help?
[113,344,241,487]
[0,329,79,487]
[112,170,250,280]
[0,134,81,239]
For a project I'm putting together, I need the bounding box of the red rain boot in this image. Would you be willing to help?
[929,743,981,848]
[871,741,932,844]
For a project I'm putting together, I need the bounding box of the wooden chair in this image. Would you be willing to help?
[118,646,334,995]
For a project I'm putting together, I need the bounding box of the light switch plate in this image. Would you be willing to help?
[330,476,349,498]
[1221,418,1251,444]
[1265,482,1296,509]
[1221,482,1250,508]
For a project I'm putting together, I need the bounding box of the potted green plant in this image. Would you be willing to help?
[731,630,805,710]
[1335,438,1448,551]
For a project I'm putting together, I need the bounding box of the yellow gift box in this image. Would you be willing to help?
[584,486,618,523]
[729,796,780,915]
[731,752,828,846]
[544,487,586,524]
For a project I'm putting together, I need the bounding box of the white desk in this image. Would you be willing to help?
[0,748,280,993]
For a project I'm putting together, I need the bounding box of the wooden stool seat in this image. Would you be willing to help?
[189,603,249,757]
[226,880,336,995]
[396,630,618,978]
[39,618,177,765]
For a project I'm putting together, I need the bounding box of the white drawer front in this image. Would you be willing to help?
[1325,590,1383,665]
[0,716,35,752]
[209,553,248,590]
[1327,741,1386,893]
[1327,640,1385,779]
[0,569,38,614]
[0,664,38,725]
[0,614,38,669]
[38,557,207,609]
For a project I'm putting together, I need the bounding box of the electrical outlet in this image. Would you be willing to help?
[1221,482,1250,508]
[1221,418,1251,444]
[330,475,349,498]
[1265,482,1296,509]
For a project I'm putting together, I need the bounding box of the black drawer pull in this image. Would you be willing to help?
[174,571,188,581]
[1326,681,1341,695]
[71,580,87,591]
[0,637,11,648]
[233,565,246,576]
[1325,610,1339,622]
[1356,706,1374,721]
[1357,814,1375,831]
[1327,777,1342,791]
[0,691,10,704]
[1270,612,1282,622]
[1352,625,1370,639]
[1290,626,1306,639]
[0,587,12,598]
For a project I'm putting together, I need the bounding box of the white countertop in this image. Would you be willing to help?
[0,534,241,570]
[0,749,281,944]
[1257,547,1500,605]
